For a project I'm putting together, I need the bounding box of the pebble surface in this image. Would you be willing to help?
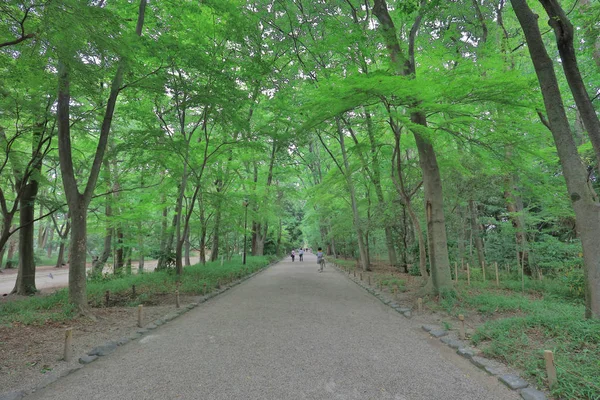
[25,255,520,400]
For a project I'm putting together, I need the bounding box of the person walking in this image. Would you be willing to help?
[299,248,304,261]
[291,249,296,262]
[317,248,325,272]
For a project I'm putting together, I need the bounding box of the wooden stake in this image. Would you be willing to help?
[544,350,557,388]
[368,275,371,285]
[105,290,110,307]
[64,328,73,362]
[417,298,423,313]
[132,284,136,297]
[137,304,143,328]
[353,270,356,278]
[495,262,499,287]
[458,314,465,340]
[467,263,471,286]
[203,282,207,296]
[360,273,363,281]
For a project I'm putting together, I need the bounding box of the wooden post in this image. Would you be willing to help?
[544,350,557,388]
[64,328,73,362]
[368,275,371,285]
[458,314,465,340]
[132,284,136,297]
[482,261,486,282]
[360,273,363,281]
[105,290,110,307]
[467,263,471,286]
[454,262,458,283]
[353,270,356,278]
[137,304,143,328]
[393,287,398,299]
[203,282,207,296]
[495,262,499,287]
[417,297,423,313]
[217,279,221,289]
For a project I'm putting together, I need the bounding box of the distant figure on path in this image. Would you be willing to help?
[299,248,304,261]
[291,250,295,262]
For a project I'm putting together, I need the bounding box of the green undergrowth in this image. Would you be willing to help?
[330,258,357,270]
[438,280,600,399]
[0,255,276,326]
[376,275,406,291]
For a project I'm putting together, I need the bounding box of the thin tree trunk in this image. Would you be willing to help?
[512,0,600,318]
[5,237,16,269]
[336,118,370,271]
[373,0,452,293]
[469,199,485,268]
[504,175,529,274]
[57,0,146,310]
[539,0,600,172]
[137,221,144,272]
[184,225,191,267]
[92,188,112,275]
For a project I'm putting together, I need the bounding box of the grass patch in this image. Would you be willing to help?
[0,255,276,326]
[376,274,406,291]
[441,280,600,399]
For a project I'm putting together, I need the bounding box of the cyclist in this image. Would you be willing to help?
[317,247,325,272]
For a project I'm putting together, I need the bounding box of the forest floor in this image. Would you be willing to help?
[0,301,184,394]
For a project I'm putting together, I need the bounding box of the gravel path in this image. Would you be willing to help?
[26,254,519,400]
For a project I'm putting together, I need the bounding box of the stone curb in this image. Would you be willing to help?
[329,261,548,400]
[1,260,279,400]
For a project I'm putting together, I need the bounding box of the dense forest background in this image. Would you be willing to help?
[1,0,600,317]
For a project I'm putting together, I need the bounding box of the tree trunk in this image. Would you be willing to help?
[504,175,529,274]
[137,221,144,272]
[512,0,600,318]
[115,226,124,272]
[13,179,39,295]
[336,118,370,271]
[365,110,398,266]
[469,199,486,269]
[55,221,70,268]
[373,0,452,293]
[539,0,600,171]
[5,237,16,269]
[210,207,221,262]
[45,226,53,257]
[93,192,112,275]
[68,204,88,309]
[0,245,6,273]
[57,0,146,311]
[184,226,191,266]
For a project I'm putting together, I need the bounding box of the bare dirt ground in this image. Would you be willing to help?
[0,295,198,395]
